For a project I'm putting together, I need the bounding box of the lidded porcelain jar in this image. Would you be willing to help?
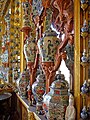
[32,71,46,114]
[38,27,60,62]
[43,70,69,120]
[19,69,29,98]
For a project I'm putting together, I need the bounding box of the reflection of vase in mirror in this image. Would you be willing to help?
[38,28,60,93]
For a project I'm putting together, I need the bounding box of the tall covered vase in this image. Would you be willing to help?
[38,28,60,93]
[43,70,69,120]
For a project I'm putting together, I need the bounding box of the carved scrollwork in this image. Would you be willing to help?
[52,0,74,34]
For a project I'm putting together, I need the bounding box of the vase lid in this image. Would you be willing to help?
[50,70,69,89]
[43,27,58,37]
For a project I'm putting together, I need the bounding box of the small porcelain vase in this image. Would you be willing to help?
[32,72,46,114]
[19,69,29,98]
[43,70,69,120]
[81,80,89,94]
[81,106,88,119]
[81,49,88,63]
[81,20,88,32]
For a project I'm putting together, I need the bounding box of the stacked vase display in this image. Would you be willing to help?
[32,72,46,114]
[43,70,69,120]
[38,27,60,93]
[21,1,39,104]
[19,69,29,98]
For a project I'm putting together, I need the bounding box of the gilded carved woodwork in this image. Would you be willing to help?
[52,0,74,33]
[80,1,90,120]
[74,0,81,119]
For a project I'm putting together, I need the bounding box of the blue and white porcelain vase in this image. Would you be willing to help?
[81,106,88,119]
[81,80,89,94]
[81,49,88,63]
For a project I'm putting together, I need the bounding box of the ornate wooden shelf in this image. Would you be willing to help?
[16,93,47,120]
[80,62,89,67]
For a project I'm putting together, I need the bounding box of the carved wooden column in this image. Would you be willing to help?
[80,1,90,120]
[20,0,25,72]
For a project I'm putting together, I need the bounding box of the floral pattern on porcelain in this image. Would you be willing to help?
[22,1,31,27]
[32,0,43,16]
[19,69,29,98]
[38,28,60,62]
[32,72,46,113]
[24,37,37,62]
[43,70,69,120]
